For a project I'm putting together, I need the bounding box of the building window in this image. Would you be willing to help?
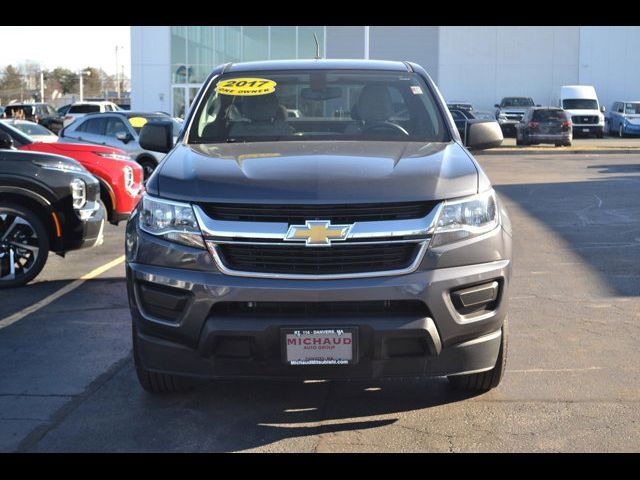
[243,26,268,62]
[169,26,327,117]
[270,26,296,60]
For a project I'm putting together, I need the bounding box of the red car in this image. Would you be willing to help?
[0,120,143,224]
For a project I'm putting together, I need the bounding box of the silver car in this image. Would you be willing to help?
[60,112,182,180]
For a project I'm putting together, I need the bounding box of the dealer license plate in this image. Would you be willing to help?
[582,128,590,132]
[283,328,357,365]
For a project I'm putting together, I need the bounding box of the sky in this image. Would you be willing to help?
[0,26,131,77]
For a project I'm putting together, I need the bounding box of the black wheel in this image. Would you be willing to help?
[515,134,523,146]
[554,143,562,147]
[448,317,508,392]
[563,140,572,147]
[138,158,157,182]
[0,203,50,288]
[132,325,195,394]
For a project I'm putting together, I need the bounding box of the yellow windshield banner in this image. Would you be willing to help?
[215,78,277,96]
[128,117,148,128]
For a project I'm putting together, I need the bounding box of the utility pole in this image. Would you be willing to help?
[115,45,123,101]
[40,70,44,102]
[78,69,91,102]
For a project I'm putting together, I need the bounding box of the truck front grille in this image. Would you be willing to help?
[216,242,420,275]
[572,115,598,124]
[210,300,430,318]
[198,201,436,224]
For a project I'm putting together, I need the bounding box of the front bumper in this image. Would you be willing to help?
[572,125,603,135]
[59,201,105,251]
[126,218,511,380]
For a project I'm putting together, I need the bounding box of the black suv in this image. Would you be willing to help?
[2,103,64,134]
[0,131,105,287]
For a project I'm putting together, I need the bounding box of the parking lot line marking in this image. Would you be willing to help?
[0,255,125,331]
[508,367,603,373]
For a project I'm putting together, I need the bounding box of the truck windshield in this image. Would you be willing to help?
[501,98,534,107]
[625,103,640,114]
[562,99,598,110]
[188,70,449,143]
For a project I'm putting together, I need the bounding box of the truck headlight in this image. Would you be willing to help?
[70,178,86,209]
[431,189,499,246]
[139,194,204,248]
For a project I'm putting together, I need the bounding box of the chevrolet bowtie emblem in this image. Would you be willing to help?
[284,220,353,247]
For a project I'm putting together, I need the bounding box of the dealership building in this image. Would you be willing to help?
[131,26,640,117]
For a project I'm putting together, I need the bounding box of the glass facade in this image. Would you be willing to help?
[170,26,325,117]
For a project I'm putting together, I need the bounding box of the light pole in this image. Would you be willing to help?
[115,45,123,100]
[78,69,91,102]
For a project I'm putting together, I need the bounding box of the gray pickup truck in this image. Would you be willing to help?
[125,59,511,394]
[495,97,537,135]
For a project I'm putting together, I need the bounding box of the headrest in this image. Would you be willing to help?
[354,85,393,122]
[242,94,281,122]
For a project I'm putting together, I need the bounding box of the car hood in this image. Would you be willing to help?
[152,141,480,204]
[46,142,129,155]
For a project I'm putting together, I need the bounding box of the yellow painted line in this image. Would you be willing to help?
[0,255,125,330]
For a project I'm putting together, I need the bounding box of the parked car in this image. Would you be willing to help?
[60,111,181,180]
[447,101,474,112]
[0,106,4,117]
[62,101,120,128]
[448,107,475,138]
[2,102,64,134]
[448,108,502,147]
[57,104,72,116]
[494,97,536,135]
[1,119,58,143]
[0,131,104,288]
[126,59,509,394]
[0,121,143,225]
[515,107,572,147]
[605,101,640,137]
[554,85,604,138]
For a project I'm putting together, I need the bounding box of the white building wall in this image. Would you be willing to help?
[130,26,171,113]
[437,26,580,111]
[578,26,640,110]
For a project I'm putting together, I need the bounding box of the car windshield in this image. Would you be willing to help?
[12,122,54,136]
[533,110,567,121]
[69,104,101,114]
[624,103,640,114]
[189,69,449,143]
[127,115,182,136]
[501,98,534,107]
[562,99,598,110]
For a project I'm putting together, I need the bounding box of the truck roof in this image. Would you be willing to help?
[226,59,412,73]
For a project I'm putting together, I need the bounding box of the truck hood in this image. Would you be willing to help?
[152,141,480,204]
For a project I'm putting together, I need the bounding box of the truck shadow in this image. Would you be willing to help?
[495,172,640,297]
[129,374,483,452]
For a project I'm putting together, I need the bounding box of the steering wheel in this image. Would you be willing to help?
[361,121,410,136]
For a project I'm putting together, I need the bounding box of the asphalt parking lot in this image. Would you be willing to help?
[1,151,639,452]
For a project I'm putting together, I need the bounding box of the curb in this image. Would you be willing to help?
[476,148,640,156]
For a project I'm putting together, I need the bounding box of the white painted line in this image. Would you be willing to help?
[0,255,125,330]
[508,366,603,373]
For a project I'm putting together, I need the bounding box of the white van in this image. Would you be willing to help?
[556,85,605,137]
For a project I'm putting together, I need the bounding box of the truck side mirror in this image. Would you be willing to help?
[494,104,500,108]
[139,121,173,153]
[465,120,504,150]
[600,106,606,113]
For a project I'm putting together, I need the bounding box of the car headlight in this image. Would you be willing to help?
[70,178,87,209]
[123,165,140,197]
[431,189,499,247]
[33,160,85,173]
[93,151,132,161]
[139,194,204,248]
